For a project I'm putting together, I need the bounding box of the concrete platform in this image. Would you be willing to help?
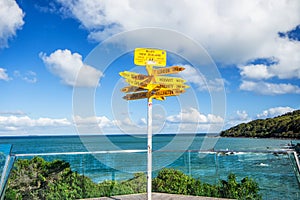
[82,193,232,200]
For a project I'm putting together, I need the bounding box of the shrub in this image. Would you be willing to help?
[123,172,147,193]
[153,168,196,195]
[5,158,261,200]
[153,168,262,200]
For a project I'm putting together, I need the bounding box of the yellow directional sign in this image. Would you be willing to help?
[120,48,188,101]
[126,79,151,88]
[153,66,185,76]
[155,76,186,84]
[123,92,167,101]
[119,71,149,80]
[134,48,166,67]
[159,83,189,90]
[154,89,185,97]
[121,86,145,93]
[123,92,149,100]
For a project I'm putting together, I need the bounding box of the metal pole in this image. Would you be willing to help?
[188,150,191,176]
[147,97,153,200]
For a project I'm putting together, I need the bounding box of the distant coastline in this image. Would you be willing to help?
[220,110,300,139]
[220,135,298,141]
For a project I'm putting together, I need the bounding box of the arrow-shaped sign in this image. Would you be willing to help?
[152,66,185,76]
[119,71,149,80]
[122,89,184,101]
[121,86,146,93]
[159,83,189,90]
[123,91,149,100]
[155,76,186,84]
[125,78,151,88]
[154,89,185,96]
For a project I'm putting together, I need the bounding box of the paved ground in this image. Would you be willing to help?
[82,193,233,200]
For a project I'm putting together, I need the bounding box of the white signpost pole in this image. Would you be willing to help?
[147,97,152,200]
[146,63,153,200]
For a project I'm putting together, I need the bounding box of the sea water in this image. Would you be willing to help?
[0,134,299,199]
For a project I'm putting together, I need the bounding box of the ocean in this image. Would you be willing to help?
[1,134,300,199]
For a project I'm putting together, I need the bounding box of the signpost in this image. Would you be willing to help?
[121,86,145,93]
[155,76,186,84]
[125,78,150,87]
[134,48,166,66]
[120,48,188,200]
[153,65,185,75]
[123,91,149,100]
[154,89,185,96]
[158,83,189,90]
[120,71,149,80]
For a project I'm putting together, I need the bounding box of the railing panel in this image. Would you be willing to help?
[1,150,300,199]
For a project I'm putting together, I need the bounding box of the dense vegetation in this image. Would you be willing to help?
[221,110,300,138]
[153,168,261,199]
[5,157,261,200]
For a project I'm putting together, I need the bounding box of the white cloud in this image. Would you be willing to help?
[115,117,137,128]
[0,0,24,47]
[236,110,249,121]
[239,64,274,80]
[73,114,166,134]
[166,107,224,124]
[0,115,71,131]
[239,38,300,80]
[240,80,300,95]
[23,71,37,83]
[73,115,153,134]
[0,68,11,81]
[56,0,300,95]
[14,70,37,83]
[166,108,224,133]
[114,117,149,133]
[225,110,252,129]
[0,110,26,115]
[265,38,300,80]
[225,107,296,129]
[180,64,226,92]
[257,106,295,118]
[40,49,103,87]
[56,0,300,66]
[238,38,300,94]
[73,115,115,128]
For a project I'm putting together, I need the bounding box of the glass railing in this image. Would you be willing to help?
[0,145,15,199]
[2,150,300,199]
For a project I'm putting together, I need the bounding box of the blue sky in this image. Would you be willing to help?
[0,0,299,136]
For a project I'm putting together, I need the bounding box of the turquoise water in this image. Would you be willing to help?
[0,134,300,199]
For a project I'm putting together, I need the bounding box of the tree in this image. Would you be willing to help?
[221,110,300,138]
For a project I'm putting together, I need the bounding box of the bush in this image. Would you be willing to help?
[123,172,147,193]
[153,168,196,195]
[5,158,261,200]
[5,157,89,200]
[153,168,262,200]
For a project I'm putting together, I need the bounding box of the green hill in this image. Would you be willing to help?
[220,110,300,138]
